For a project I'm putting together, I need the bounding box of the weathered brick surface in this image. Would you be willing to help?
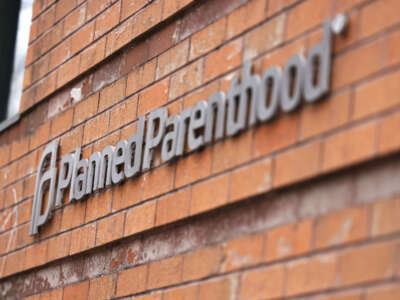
[1,0,400,299]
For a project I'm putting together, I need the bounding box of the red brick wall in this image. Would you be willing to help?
[1,0,400,299]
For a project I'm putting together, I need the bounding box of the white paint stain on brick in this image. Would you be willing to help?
[225,250,252,268]
[47,89,71,119]
[226,40,242,61]
[0,190,19,277]
[331,217,353,245]
[70,87,83,103]
[229,275,239,300]
[0,282,12,298]
[278,237,292,257]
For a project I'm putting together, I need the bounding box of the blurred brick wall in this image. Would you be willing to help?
[1,0,400,299]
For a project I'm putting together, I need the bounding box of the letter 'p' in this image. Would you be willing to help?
[30,142,58,235]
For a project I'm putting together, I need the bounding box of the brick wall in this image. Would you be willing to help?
[1,0,400,298]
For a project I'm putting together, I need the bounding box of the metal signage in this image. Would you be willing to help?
[30,16,348,235]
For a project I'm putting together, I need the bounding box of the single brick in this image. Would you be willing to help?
[49,39,71,71]
[300,91,350,140]
[60,125,84,157]
[191,174,229,215]
[253,113,299,158]
[29,122,51,150]
[221,233,264,272]
[243,14,285,60]
[106,17,134,56]
[367,285,400,300]
[156,188,191,226]
[226,0,267,39]
[183,81,219,109]
[372,197,400,236]
[212,130,253,174]
[337,241,397,286]
[274,141,321,188]
[96,212,125,246]
[138,78,169,116]
[98,77,126,112]
[11,136,29,161]
[175,148,212,188]
[190,18,226,60]
[163,285,198,300]
[63,281,89,300]
[112,176,143,211]
[388,30,400,67]
[121,41,149,75]
[183,246,220,281]
[87,0,112,20]
[88,275,115,300]
[142,165,175,200]
[116,265,147,297]
[63,5,86,37]
[55,0,77,21]
[163,0,194,20]
[169,59,203,100]
[40,288,63,300]
[124,201,156,236]
[85,189,112,222]
[83,111,109,145]
[70,224,96,255]
[57,56,80,88]
[74,93,99,126]
[131,0,163,38]
[25,242,48,269]
[323,123,377,172]
[156,40,189,79]
[148,21,180,58]
[286,0,332,40]
[71,21,95,55]
[266,220,312,262]
[268,0,299,16]
[94,1,121,39]
[331,39,385,90]
[314,207,369,249]
[240,265,285,300]
[121,0,147,20]
[379,109,400,155]
[198,277,235,300]
[230,158,272,202]
[109,95,138,132]
[47,233,71,262]
[286,253,337,296]
[204,39,242,82]
[360,0,400,39]
[60,201,86,231]
[148,256,183,289]
[80,37,107,73]
[126,59,157,96]
[336,0,366,12]
[353,71,400,121]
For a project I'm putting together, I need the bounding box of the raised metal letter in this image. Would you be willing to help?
[30,142,58,235]
[55,152,74,207]
[281,54,306,113]
[161,115,180,162]
[125,116,145,178]
[112,140,127,184]
[257,66,282,122]
[188,101,207,151]
[205,91,226,143]
[143,107,167,170]
[304,21,332,102]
